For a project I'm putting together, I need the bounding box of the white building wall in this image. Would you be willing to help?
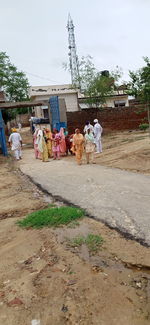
[59,93,78,112]
[32,93,79,113]
[105,96,129,108]
[34,106,44,118]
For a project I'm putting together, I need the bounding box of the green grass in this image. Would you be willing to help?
[17,206,84,228]
[69,234,104,252]
[67,220,80,228]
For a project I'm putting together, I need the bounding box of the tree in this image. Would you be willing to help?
[129,57,150,137]
[0,52,30,121]
[64,55,122,107]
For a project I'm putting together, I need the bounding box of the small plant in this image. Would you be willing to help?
[67,220,80,228]
[69,234,104,252]
[70,236,85,247]
[17,206,84,228]
[85,234,104,252]
[139,123,149,131]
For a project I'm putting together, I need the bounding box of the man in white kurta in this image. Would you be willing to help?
[83,121,94,134]
[93,119,103,153]
[8,128,22,160]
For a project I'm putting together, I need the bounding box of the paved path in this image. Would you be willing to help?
[20,150,150,246]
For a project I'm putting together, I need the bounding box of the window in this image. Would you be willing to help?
[114,100,126,107]
[43,109,49,118]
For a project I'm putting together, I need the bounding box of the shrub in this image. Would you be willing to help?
[139,123,149,131]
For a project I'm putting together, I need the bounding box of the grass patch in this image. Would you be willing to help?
[17,206,84,228]
[71,236,85,246]
[67,220,80,228]
[85,234,104,251]
[69,234,104,252]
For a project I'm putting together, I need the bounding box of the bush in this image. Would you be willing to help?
[139,123,149,131]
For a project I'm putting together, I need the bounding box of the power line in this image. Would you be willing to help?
[24,71,60,84]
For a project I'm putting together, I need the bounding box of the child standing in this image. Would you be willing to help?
[52,129,61,160]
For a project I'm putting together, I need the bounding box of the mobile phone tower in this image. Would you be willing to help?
[67,14,80,89]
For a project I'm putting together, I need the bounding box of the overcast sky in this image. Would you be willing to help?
[0,0,149,86]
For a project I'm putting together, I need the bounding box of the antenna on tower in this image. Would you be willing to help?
[67,14,80,89]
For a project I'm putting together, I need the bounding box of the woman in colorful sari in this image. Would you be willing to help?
[59,127,66,156]
[44,128,52,158]
[52,129,61,160]
[33,128,40,159]
[85,128,96,164]
[72,128,84,165]
[37,130,48,162]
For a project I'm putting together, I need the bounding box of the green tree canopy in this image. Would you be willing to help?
[73,56,122,107]
[0,52,30,121]
[129,57,150,135]
[129,57,150,102]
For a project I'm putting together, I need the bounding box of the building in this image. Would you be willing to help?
[29,84,80,118]
[78,85,131,110]
[104,94,129,108]
[79,86,129,109]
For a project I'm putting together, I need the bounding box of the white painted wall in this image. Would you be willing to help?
[34,106,44,118]
[59,93,78,112]
[32,93,79,113]
[105,95,129,108]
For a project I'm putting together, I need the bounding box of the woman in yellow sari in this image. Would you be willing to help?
[44,128,52,158]
[72,129,84,165]
[37,130,48,162]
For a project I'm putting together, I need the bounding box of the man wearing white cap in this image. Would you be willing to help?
[93,119,103,153]
[8,128,22,160]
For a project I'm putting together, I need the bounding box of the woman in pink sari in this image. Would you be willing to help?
[59,127,66,156]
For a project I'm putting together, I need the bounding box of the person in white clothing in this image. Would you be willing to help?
[8,128,22,160]
[18,122,22,131]
[93,119,103,153]
[83,121,94,134]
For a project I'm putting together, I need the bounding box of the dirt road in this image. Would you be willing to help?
[20,149,150,246]
[0,157,150,325]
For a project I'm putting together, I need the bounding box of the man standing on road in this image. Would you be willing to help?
[8,128,22,160]
[93,119,103,153]
[83,121,94,134]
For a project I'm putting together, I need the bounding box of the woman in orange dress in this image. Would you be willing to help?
[72,129,84,165]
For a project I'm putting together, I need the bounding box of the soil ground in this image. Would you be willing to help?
[96,130,150,174]
[0,155,150,325]
[0,128,149,324]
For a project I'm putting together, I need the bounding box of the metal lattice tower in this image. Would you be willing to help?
[67,14,80,88]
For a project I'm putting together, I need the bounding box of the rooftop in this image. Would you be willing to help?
[29,84,79,97]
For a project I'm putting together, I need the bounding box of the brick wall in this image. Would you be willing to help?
[67,105,148,134]
[9,113,30,127]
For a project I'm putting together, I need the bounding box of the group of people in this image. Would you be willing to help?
[72,119,103,165]
[33,118,103,165]
[33,127,72,162]
[8,118,103,165]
